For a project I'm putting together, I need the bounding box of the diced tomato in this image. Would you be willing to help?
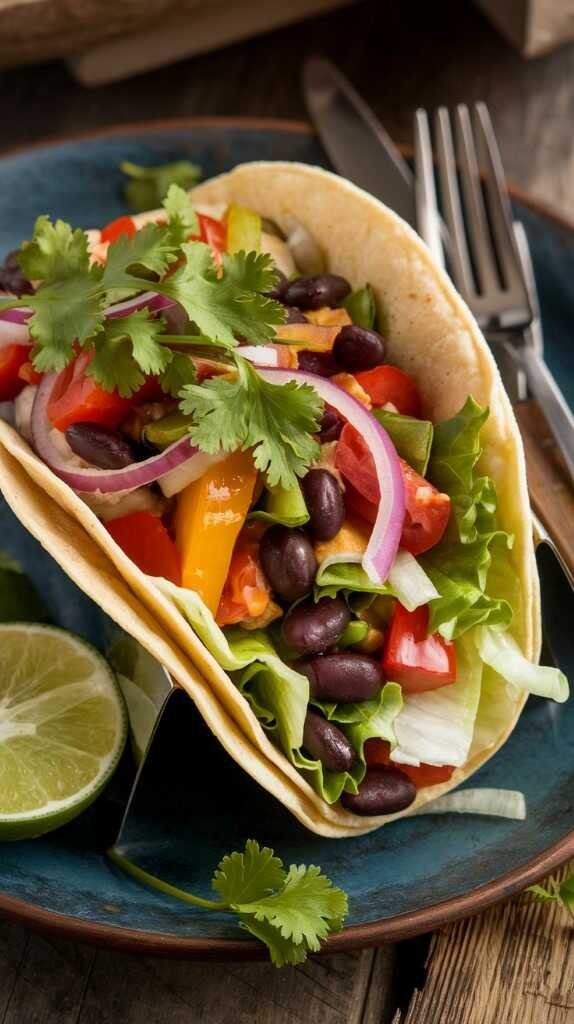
[193,214,227,261]
[335,423,379,504]
[0,344,32,401]
[400,460,451,556]
[355,365,421,417]
[216,523,270,626]
[47,352,133,431]
[364,739,455,788]
[106,512,181,585]
[336,425,450,555]
[18,360,42,386]
[100,216,137,245]
[46,351,161,432]
[382,604,456,693]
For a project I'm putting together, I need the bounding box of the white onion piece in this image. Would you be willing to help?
[30,374,202,495]
[259,369,405,584]
[159,450,227,498]
[0,318,30,346]
[238,345,280,367]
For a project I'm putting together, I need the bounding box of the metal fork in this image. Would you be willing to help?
[414,102,574,480]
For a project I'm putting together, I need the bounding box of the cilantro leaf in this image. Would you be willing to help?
[19,215,90,281]
[107,310,171,376]
[527,873,574,916]
[121,159,201,212]
[180,357,323,488]
[157,244,285,346]
[163,184,199,246]
[102,222,178,287]
[558,874,574,912]
[160,352,197,397]
[107,841,347,967]
[88,337,145,397]
[239,915,310,968]
[236,863,348,951]
[527,883,558,902]
[29,269,105,371]
[212,839,285,905]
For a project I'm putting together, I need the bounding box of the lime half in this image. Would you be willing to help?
[0,624,127,841]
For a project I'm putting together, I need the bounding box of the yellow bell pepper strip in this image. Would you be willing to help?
[305,307,352,328]
[175,450,258,614]
[226,204,262,254]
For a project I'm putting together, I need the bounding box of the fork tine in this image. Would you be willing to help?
[473,102,524,292]
[434,107,474,301]
[413,109,444,269]
[455,104,499,295]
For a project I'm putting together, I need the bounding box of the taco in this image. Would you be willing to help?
[0,161,567,836]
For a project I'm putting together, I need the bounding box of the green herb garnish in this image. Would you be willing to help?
[108,839,347,966]
[527,873,574,918]
[121,160,202,211]
[0,187,324,487]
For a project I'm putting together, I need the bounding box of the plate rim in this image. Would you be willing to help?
[0,114,572,958]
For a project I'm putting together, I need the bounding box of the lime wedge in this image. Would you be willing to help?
[0,624,127,841]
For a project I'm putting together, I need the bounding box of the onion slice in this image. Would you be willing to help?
[30,374,203,495]
[0,318,31,347]
[258,369,405,584]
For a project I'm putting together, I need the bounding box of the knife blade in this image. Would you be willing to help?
[303,56,417,228]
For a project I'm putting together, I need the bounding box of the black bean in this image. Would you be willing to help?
[264,270,288,301]
[282,596,350,656]
[297,653,384,703]
[297,350,341,377]
[65,423,137,470]
[303,709,356,773]
[0,250,33,296]
[260,526,317,602]
[283,274,351,311]
[341,767,416,816]
[332,325,386,372]
[283,304,308,324]
[318,408,343,442]
[302,469,345,541]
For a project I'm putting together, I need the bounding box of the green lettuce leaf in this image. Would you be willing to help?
[316,550,437,612]
[421,397,515,639]
[372,408,433,475]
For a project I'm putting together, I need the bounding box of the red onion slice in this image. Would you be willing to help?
[105,291,176,319]
[0,318,31,347]
[259,369,405,584]
[238,345,280,367]
[0,305,33,325]
[31,374,202,494]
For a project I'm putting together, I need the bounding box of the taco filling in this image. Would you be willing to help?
[0,167,567,826]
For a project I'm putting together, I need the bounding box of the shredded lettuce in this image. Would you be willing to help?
[422,398,514,640]
[391,635,482,767]
[316,551,437,611]
[411,788,526,819]
[476,627,568,703]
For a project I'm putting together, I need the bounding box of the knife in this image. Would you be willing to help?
[303,56,417,228]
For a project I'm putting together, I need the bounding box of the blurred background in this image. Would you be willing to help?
[2,0,574,215]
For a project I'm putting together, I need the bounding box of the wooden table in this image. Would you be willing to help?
[0,2,573,1020]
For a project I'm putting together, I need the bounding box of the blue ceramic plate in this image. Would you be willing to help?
[0,119,572,958]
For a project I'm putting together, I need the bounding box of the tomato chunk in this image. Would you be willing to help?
[193,213,227,260]
[100,216,136,244]
[216,523,270,626]
[106,512,181,585]
[354,365,421,417]
[46,351,161,432]
[18,360,42,386]
[382,604,457,693]
[364,739,455,787]
[0,344,32,401]
[336,425,450,555]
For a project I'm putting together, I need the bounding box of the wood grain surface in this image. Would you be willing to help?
[0,2,573,1021]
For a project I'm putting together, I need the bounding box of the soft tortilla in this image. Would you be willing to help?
[0,162,539,836]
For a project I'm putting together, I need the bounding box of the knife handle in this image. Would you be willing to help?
[520,346,574,480]
[513,399,574,579]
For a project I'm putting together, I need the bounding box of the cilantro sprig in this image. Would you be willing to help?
[121,159,202,211]
[1,185,325,486]
[108,840,347,966]
[527,872,574,918]
[180,356,323,489]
